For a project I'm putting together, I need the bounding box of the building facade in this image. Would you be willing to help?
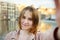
[0,2,19,35]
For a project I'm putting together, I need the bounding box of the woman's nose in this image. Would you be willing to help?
[24,19,28,24]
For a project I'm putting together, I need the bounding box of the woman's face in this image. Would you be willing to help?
[21,10,33,30]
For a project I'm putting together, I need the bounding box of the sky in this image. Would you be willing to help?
[0,0,55,8]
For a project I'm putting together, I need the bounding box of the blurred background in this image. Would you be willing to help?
[0,0,57,40]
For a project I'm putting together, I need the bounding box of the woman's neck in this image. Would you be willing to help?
[18,30,35,40]
[20,29,30,35]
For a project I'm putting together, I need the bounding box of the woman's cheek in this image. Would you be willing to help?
[29,21,33,26]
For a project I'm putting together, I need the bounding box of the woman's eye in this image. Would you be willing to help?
[22,16,25,19]
[28,18,32,21]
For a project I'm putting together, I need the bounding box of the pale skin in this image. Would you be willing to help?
[21,10,33,30]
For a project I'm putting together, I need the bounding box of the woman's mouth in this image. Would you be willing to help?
[22,24,29,27]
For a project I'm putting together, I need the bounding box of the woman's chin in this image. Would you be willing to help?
[21,27,29,30]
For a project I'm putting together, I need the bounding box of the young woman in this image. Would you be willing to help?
[5,6,39,40]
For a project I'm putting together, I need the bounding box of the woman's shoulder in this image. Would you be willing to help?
[36,31,46,40]
[36,30,54,40]
[36,31,46,36]
[43,27,57,40]
[6,30,17,36]
[5,30,18,40]
[46,27,59,40]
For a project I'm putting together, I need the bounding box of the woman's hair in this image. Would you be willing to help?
[18,6,39,34]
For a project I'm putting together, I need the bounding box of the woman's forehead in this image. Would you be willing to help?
[22,10,32,17]
[23,10,32,16]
